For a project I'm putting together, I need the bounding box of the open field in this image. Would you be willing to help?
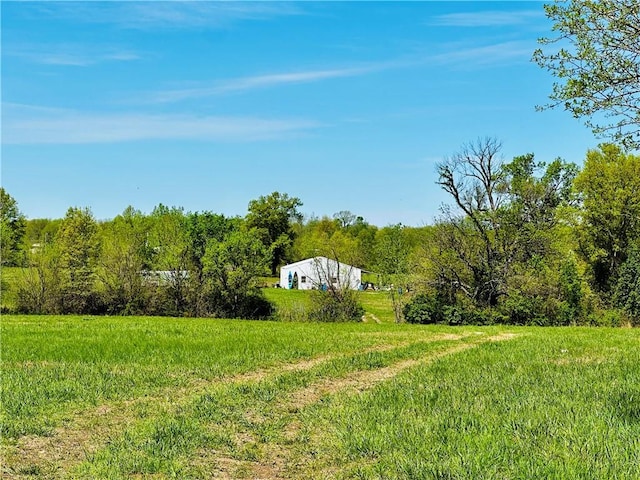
[2,315,639,479]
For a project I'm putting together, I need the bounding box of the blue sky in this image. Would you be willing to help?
[2,1,598,226]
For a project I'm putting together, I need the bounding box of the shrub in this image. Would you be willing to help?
[588,308,626,327]
[403,293,503,325]
[614,246,640,325]
[498,292,552,325]
[403,293,443,324]
[307,289,364,322]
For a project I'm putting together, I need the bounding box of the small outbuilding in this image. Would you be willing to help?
[279,256,362,291]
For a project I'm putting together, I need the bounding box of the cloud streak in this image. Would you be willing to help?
[432,41,534,67]
[30,2,306,30]
[147,41,533,104]
[6,43,141,66]
[150,65,382,103]
[3,104,321,145]
[430,10,544,27]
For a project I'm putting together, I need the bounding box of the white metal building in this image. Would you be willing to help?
[279,257,362,290]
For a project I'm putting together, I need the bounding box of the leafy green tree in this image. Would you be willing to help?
[246,192,302,275]
[500,154,579,262]
[16,242,64,314]
[203,228,271,318]
[574,144,640,292]
[185,211,238,277]
[614,245,640,324]
[147,204,190,315]
[25,218,62,246]
[0,188,26,266]
[533,0,640,148]
[342,215,378,270]
[292,216,339,260]
[98,206,151,315]
[374,224,412,322]
[56,207,101,313]
[183,211,240,315]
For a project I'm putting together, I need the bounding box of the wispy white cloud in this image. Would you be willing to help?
[430,10,544,28]
[6,43,141,66]
[30,2,305,30]
[2,103,321,145]
[146,41,532,104]
[150,65,382,103]
[432,41,533,67]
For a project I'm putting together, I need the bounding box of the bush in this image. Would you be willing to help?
[558,257,585,323]
[234,292,273,320]
[498,292,552,325]
[588,308,627,327]
[307,289,364,322]
[403,293,443,324]
[403,293,503,325]
[614,246,640,324]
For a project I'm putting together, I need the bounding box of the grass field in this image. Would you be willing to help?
[2,314,639,479]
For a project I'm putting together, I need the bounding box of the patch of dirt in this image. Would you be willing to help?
[2,396,172,479]
[284,342,477,411]
[487,332,520,342]
[361,313,382,324]
[192,452,249,479]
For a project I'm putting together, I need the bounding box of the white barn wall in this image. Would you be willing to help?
[279,257,361,291]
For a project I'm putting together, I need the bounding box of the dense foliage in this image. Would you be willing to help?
[0,188,26,267]
[406,141,639,326]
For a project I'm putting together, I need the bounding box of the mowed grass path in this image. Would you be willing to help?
[2,316,640,479]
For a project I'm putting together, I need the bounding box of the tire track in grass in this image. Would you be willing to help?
[178,333,519,479]
[237,332,521,480]
[3,333,470,478]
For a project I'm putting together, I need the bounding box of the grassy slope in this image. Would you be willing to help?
[263,287,397,323]
[2,315,639,479]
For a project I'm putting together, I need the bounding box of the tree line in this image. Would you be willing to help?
[1,192,295,318]
[1,142,639,324]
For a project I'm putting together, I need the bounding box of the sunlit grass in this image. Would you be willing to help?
[3,315,639,479]
[264,286,397,323]
[311,327,640,479]
[0,314,431,439]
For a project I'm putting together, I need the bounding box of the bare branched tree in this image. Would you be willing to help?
[435,137,507,306]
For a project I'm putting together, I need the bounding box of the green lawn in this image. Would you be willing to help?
[2,315,639,479]
[263,286,398,323]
